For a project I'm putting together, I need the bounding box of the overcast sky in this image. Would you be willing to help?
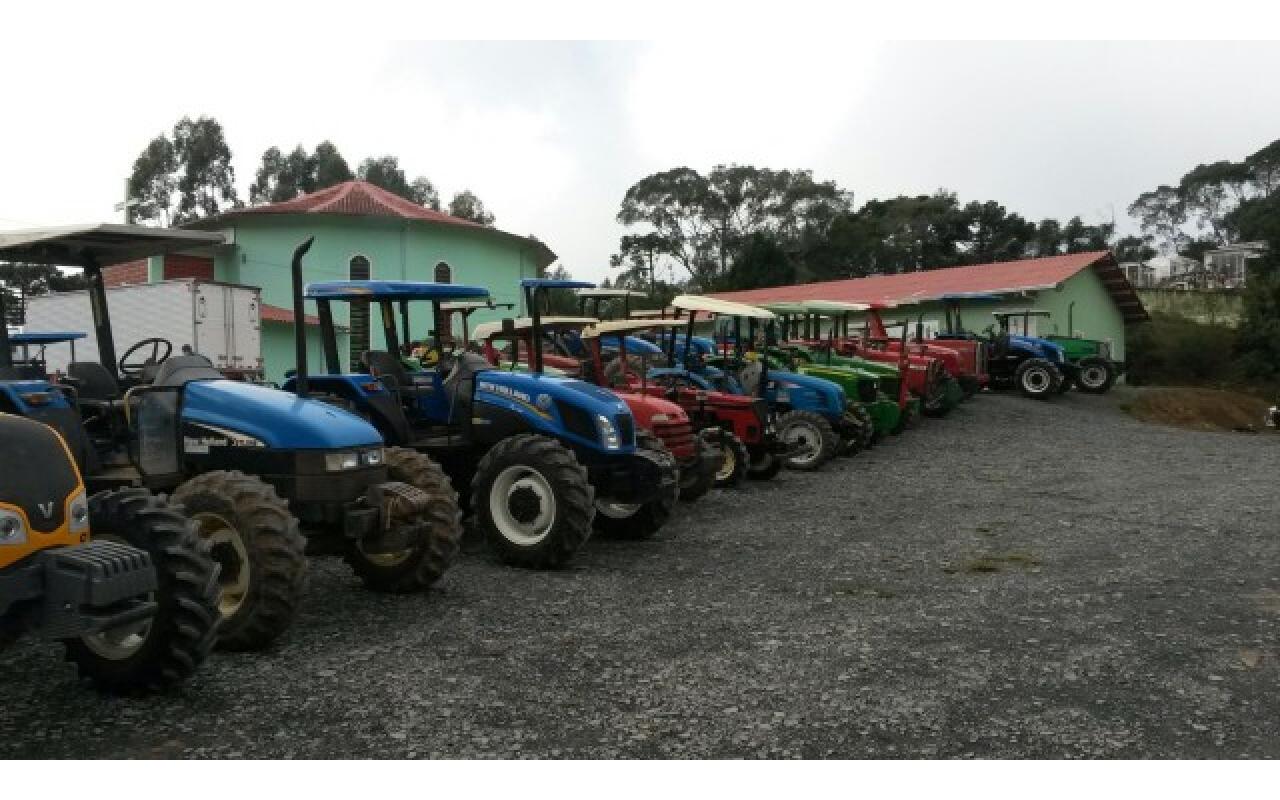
[3,41,1279,283]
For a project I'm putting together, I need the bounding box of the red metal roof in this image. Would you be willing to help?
[711,251,1148,323]
[231,180,484,227]
[260,304,323,326]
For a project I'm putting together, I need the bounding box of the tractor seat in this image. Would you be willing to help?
[67,361,122,402]
[364,350,434,400]
[152,354,224,387]
[443,351,489,425]
[738,359,763,395]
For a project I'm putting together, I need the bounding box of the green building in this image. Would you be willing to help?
[711,251,1147,363]
[103,181,555,383]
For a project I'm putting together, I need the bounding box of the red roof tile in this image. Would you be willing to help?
[260,304,324,326]
[232,180,485,227]
[711,251,1148,323]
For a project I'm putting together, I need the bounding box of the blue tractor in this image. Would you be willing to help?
[0,225,463,652]
[285,253,677,569]
[648,295,857,471]
[935,294,1070,399]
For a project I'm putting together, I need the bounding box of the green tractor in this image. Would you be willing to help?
[1040,303,1123,394]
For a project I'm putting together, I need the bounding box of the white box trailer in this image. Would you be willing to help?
[24,279,263,379]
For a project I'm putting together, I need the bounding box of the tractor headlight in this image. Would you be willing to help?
[361,448,384,466]
[68,490,90,534]
[595,414,622,450]
[0,509,26,545]
[325,451,361,471]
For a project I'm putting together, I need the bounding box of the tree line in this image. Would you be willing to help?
[125,116,497,227]
[607,165,1128,300]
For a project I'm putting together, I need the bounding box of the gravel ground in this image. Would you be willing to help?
[3,389,1279,759]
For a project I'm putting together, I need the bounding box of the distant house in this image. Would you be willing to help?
[712,251,1147,363]
[99,180,556,382]
[1202,241,1268,288]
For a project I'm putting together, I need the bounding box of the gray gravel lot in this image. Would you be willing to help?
[3,390,1278,759]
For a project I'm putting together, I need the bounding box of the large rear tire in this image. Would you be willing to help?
[63,488,220,693]
[471,434,594,569]
[677,434,717,503]
[344,447,463,593]
[171,471,307,651]
[703,428,748,488]
[1014,358,1062,400]
[1075,357,1116,394]
[778,410,838,471]
[593,431,679,540]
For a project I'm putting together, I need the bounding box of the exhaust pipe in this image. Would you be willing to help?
[291,237,315,396]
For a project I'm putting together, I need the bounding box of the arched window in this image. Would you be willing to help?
[348,255,371,368]
[434,261,452,283]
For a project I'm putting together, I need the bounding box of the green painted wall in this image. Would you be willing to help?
[210,214,544,383]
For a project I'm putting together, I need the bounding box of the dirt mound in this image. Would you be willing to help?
[1121,387,1272,432]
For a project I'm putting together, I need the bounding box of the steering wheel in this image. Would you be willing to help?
[119,337,173,378]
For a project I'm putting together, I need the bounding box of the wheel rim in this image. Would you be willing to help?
[595,499,641,519]
[79,534,152,661]
[1023,367,1050,393]
[715,442,737,482]
[1079,365,1106,388]
[490,465,557,546]
[193,512,252,619]
[781,420,822,466]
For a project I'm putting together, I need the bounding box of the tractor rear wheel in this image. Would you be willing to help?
[471,434,594,569]
[677,434,717,503]
[703,428,748,488]
[778,410,838,471]
[747,448,784,481]
[922,376,954,418]
[64,488,220,693]
[1014,358,1062,400]
[344,448,463,593]
[1075,357,1116,394]
[171,471,307,651]
[593,431,679,539]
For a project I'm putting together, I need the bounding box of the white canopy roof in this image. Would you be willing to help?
[672,295,776,320]
[471,316,598,341]
[440,300,497,312]
[574,288,648,298]
[580,319,684,338]
[801,299,872,313]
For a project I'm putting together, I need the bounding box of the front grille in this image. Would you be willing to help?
[857,378,878,404]
[555,400,598,442]
[652,420,695,457]
[615,414,635,447]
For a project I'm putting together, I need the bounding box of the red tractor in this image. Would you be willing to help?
[472,316,720,505]
[580,318,789,486]
[860,304,987,399]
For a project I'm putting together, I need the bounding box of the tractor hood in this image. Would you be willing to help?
[767,369,847,415]
[472,369,636,452]
[1008,334,1066,363]
[182,380,382,450]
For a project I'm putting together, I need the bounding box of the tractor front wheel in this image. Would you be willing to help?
[703,428,748,488]
[677,434,717,503]
[344,447,463,593]
[1075,357,1116,394]
[778,410,838,471]
[171,471,307,651]
[1014,358,1062,400]
[63,488,220,693]
[747,448,784,481]
[471,434,594,569]
[593,431,679,539]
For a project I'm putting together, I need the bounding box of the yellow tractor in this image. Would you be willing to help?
[0,413,220,692]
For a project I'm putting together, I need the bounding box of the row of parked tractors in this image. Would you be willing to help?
[0,226,1123,693]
